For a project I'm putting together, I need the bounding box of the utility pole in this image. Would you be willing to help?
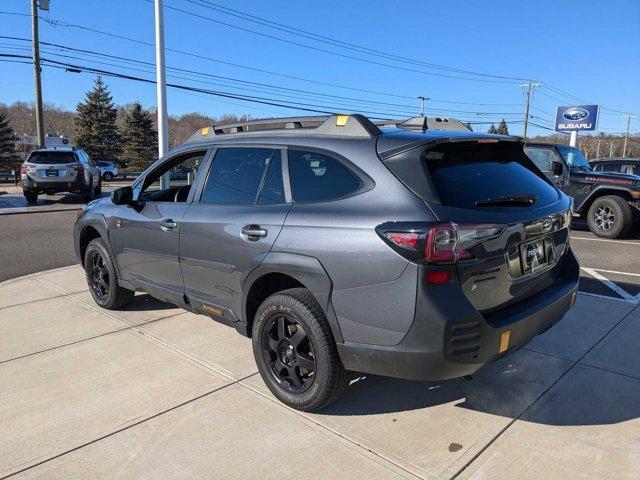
[596,135,602,158]
[609,141,614,158]
[622,114,636,157]
[519,82,541,139]
[417,96,428,117]
[155,0,170,189]
[31,0,45,147]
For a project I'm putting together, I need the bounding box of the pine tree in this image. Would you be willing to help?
[74,76,121,162]
[120,102,158,170]
[487,124,497,134]
[495,119,509,135]
[0,111,18,170]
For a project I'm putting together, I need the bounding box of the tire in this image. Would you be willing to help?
[587,195,633,239]
[24,191,38,204]
[95,178,102,195]
[84,237,134,309]
[252,288,349,412]
[103,172,113,182]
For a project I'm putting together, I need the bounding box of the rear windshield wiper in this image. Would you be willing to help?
[475,194,538,207]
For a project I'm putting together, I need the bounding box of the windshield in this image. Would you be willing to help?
[557,146,591,172]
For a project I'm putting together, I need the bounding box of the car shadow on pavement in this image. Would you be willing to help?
[316,357,640,427]
[117,293,179,312]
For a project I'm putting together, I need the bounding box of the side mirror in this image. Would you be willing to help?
[549,160,564,176]
[111,186,133,205]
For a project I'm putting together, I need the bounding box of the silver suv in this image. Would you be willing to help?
[22,147,102,203]
[74,114,579,412]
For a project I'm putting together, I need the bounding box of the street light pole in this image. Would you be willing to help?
[31,0,45,147]
[154,0,170,189]
[417,96,428,117]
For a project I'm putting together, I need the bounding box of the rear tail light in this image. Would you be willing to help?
[74,165,84,175]
[426,270,451,284]
[379,222,503,264]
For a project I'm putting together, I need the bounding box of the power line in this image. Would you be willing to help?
[181,0,534,82]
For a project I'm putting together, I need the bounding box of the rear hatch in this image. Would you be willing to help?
[379,137,572,314]
[24,151,80,181]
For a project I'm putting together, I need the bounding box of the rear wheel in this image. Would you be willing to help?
[82,180,94,203]
[252,288,349,412]
[84,238,134,309]
[587,195,633,239]
[23,191,38,204]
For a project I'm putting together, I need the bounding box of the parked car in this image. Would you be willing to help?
[97,161,119,182]
[21,147,102,203]
[525,144,640,238]
[75,114,579,411]
[589,157,640,176]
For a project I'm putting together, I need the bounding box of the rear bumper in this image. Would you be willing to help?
[337,248,579,381]
[23,175,86,194]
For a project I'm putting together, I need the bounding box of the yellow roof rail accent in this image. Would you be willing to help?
[200,127,210,136]
[336,115,349,126]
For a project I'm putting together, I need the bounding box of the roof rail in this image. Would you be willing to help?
[187,114,382,142]
[377,116,471,132]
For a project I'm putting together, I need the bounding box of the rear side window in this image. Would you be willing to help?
[27,151,76,164]
[200,147,282,205]
[289,149,361,202]
[424,143,559,209]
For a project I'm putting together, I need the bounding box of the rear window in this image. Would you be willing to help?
[424,142,559,209]
[27,151,77,165]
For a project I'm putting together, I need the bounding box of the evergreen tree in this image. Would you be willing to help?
[487,123,497,134]
[0,111,18,169]
[495,118,509,135]
[74,76,121,162]
[119,102,158,170]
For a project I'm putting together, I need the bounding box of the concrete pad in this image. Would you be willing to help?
[582,305,640,378]
[244,349,572,480]
[0,330,228,476]
[140,312,258,380]
[458,364,640,480]
[526,294,635,361]
[0,276,61,309]
[0,295,123,362]
[71,290,184,326]
[34,265,89,294]
[15,384,416,480]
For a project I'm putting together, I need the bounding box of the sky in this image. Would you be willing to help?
[0,0,639,137]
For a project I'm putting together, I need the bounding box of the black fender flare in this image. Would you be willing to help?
[575,185,635,213]
[75,214,123,279]
[240,252,344,343]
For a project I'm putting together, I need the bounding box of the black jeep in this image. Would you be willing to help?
[525,144,640,238]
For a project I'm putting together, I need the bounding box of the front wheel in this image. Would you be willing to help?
[102,172,113,182]
[84,238,134,309]
[24,191,38,204]
[252,288,349,412]
[587,195,633,239]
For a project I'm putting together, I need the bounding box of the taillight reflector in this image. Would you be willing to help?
[426,270,451,284]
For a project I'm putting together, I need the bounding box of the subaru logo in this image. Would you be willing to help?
[563,108,589,121]
[541,219,553,232]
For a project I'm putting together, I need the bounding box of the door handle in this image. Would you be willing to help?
[161,219,178,231]
[242,224,267,239]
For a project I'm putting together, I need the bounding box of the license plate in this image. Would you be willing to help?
[520,238,547,275]
[46,170,59,177]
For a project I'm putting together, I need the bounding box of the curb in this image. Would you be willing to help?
[0,205,81,216]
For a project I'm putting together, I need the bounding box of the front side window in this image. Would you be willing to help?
[140,150,205,202]
[524,147,556,173]
[201,148,283,205]
[288,149,361,202]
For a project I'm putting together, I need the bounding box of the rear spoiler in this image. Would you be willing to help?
[378,135,523,160]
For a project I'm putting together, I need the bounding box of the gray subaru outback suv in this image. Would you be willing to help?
[74,114,579,411]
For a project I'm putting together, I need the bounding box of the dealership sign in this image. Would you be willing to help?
[555,105,599,132]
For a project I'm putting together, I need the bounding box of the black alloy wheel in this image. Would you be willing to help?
[87,249,110,301]
[262,314,316,393]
